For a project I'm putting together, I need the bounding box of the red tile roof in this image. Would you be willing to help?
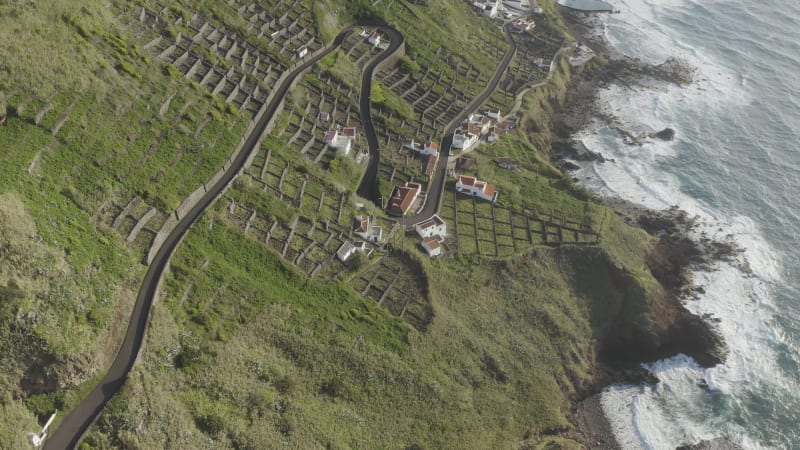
[422,237,439,249]
[387,182,420,215]
[422,154,437,176]
[458,175,477,186]
[425,141,439,150]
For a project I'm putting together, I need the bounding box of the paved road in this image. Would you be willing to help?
[44,29,354,450]
[45,21,516,450]
[356,27,405,204]
[405,25,517,224]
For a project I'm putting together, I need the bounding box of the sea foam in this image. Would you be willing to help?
[570,0,793,448]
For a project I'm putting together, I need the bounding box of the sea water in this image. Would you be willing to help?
[567,0,800,448]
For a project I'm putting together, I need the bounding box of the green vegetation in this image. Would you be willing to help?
[0,0,671,449]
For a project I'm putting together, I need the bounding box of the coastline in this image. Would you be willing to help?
[550,7,733,448]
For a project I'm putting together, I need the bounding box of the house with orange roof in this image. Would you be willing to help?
[420,237,442,257]
[386,181,421,216]
[455,175,498,202]
[352,215,383,243]
[421,154,437,176]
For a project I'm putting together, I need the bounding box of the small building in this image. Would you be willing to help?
[337,240,368,262]
[534,58,552,70]
[414,214,447,239]
[420,237,442,257]
[295,46,308,58]
[455,155,476,172]
[485,109,501,120]
[495,157,519,171]
[452,130,478,151]
[368,31,382,46]
[353,215,383,243]
[567,42,595,67]
[342,126,357,138]
[404,139,439,157]
[487,126,500,143]
[456,175,498,202]
[324,129,354,155]
[387,181,422,216]
[509,18,535,33]
[421,154,437,177]
[472,0,501,18]
[318,111,331,122]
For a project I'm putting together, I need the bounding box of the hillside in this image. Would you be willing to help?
[0,1,718,449]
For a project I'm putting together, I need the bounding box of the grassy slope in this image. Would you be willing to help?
[0,0,664,448]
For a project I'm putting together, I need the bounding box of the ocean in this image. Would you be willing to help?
[567,0,800,448]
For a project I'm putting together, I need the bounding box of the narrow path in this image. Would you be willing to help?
[356,26,405,203]
[500,45,569,123]
[44,28,357,450]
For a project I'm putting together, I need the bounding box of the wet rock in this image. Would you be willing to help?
[653,127,676,141]
[561,160,581,171]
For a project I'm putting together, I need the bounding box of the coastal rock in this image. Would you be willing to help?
[552,141,606,163]
[652,127,676,141]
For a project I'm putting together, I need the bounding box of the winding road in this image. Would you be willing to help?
[355,24,517,223]
[45,22,517,450]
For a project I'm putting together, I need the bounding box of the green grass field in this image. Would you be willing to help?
[0,1,666,448]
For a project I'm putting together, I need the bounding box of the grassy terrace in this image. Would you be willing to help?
[1,0,666,449]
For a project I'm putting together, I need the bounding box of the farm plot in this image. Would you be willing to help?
[348,252,432,331]
[444,183,600,257]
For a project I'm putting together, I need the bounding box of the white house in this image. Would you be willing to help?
[337,240,368,262]
[353,215,383,243]
[473,0,501,18]
[414,214,447,239]
[485,109,501,120]
[368,31,382,46]
[452,130,478,151]
[533,58,552,70]
[420,237,442,257]
[568,42,594,67]
[509,18,535,33]
[295,46,308,58]
[324,130,353,155]
[456,175,498,202]
[404,139,439,157]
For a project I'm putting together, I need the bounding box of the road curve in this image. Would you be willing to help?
[404,25,517,224]
[44,29,355,450]
[356,26,405,204]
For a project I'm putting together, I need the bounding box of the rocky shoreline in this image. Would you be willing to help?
[552,8,738,450]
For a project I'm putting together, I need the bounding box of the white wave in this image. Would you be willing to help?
[600,0,751,109]
[573,0,794,447]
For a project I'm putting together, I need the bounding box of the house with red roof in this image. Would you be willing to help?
[421,154,437,176]
[352,215,383,243]
[386,181,421,216]
[420,237,442,257]
[455,175,498,202]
